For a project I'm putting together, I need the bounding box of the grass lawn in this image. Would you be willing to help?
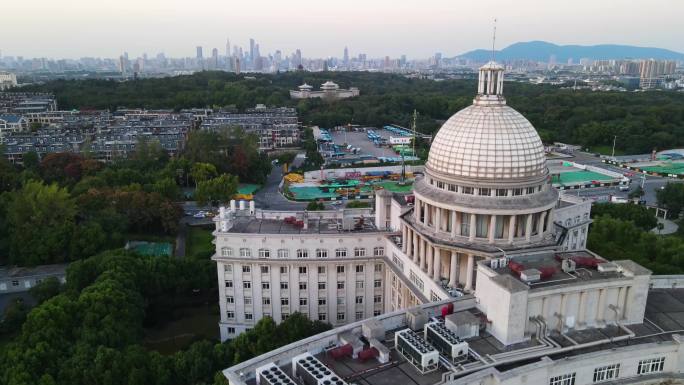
[143,302,220,355]
[186,226,214,258]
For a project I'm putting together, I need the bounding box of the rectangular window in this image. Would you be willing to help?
[356,311,364,320]
[430,291,440,301]
[316,249,328,258]
[259,249,270,258]
[549,373,576,385]
[318,282,326,290]
[355,296,363,304]
[475,214,488,238]
[461,213,471,236]
[227,327,236,334]
[354,248,366,257]
[318,298,326,306]
[240,248,251,257]
[637,357,665,375]
[392,254,404,270]
[225,280,233,288]
[277,249,289,258]
[243,281,251,289]
[262,297,270,305]
[409,270,424,291]
[318,266,326,274]
[373,310,381,316]
[479,188,491,196]
[593,364,620,383]
[260,266,269,274]
[226,311,235,319]
[221,247,233,257]
[299,282,307,290]
[281,313,289,320]
[513,188,523,196]
[337,281,345,289]
[242,265,251,273]
[245,313,253,320]
[335,248,347,258]
[337,265,345,273]
[244,297,252,305]
[448,184,456,192]
[224,264,233,272]
[280,266,288,274]
[356,280,364,289]
[355,265,364,273]
[496,188,508,197]
[373,247,385,256]
[337,297,345,305]
[318,313,326,321]
[262,282,270,290]
[374,295,382,303]
[374,279,382,288]
[297,249,308,258]
[527,187,536,194]
[462,186,474,194]
[281,298,289,306]
[226,296,234,304]
[299,298,308,306]
[280,282,288,290]
[337,312,345,321]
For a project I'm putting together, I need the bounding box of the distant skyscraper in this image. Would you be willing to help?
[196,46,203,59]
[343,46,349,66]
[226,38,231,57]
[249,38,255,61]
[211,48,219,69]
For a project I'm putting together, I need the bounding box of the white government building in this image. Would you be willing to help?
[214,62,683,385]
[289,81,360,100]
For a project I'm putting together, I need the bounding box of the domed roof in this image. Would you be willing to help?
[426,104,546,180]
[425,61,546,181]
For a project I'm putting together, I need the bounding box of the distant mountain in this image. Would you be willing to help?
[457,41,684,62]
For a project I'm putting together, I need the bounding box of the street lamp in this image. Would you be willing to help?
[611,135,617,158]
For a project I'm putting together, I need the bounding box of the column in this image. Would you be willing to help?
[426,244,433,273]
[465,254,475,291]
[419,238,426,269]
[402,225,408,253]
[577,291,587,327]
[525,214,533,241]
[508,215,516,243]
[413,231,419,263]
[425,204,431,226]
[597,288,606,324]
[433,248,441,282]
[469,213,476,242]
[453,211,460,237]
[539,211,547,237]
[449,251,459,288]
[488,215,497,243]
[415,198,422,223]
[435,207,442,231]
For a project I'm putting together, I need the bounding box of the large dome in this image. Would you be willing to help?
[425,61,546,181]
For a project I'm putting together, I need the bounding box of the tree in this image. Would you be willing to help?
[195,174,239,206]
[591,203,657,231]
[306,201,325,211]
[0,150,19,193]
[657,183,684,219]
[0,298,29,335]
[6,181,77,265]
[29,277,63,304]
[190,162,218,187]
[39,152,86,185]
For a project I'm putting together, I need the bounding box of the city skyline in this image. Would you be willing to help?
[3,0,684,59]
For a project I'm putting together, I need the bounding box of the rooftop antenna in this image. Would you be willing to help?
[491,18,497,62]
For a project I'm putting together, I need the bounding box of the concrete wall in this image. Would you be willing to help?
[650,275,684,289]
[303,165,425,181]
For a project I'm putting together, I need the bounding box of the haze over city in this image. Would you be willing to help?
[3,0,684,59]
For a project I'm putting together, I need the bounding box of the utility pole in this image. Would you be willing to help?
[611,135,617,158]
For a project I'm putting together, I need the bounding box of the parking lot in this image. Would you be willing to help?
[329,130,398,158]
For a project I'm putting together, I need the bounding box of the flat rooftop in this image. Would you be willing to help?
[229,288,684,385]
[227,217,379,235]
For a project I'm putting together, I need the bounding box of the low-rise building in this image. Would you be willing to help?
[290,81,360,100]
[0,264,67,293]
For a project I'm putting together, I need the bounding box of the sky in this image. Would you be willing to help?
[2,0,683,59]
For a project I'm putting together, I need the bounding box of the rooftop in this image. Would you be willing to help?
[226,216,379,235]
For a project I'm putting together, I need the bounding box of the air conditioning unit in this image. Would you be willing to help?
[561,258,576,273]
[424,322,469,361]
[394,329,439,373]
[597,262,618,273]
[520,268,541,283]
[490,259,499,269]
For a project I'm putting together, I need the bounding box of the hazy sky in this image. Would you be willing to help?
[3,0,683,59]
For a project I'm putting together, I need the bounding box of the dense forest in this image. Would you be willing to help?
[18,70,684,154]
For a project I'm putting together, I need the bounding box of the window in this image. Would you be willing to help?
[221,247,233,257]
[226,296,234,304]
[337,297,345,305]
[259,249,270,258]
[243,281,252,289]
[281,298,289,306]
[299,266,307,274]
[409,270,424,291]
[337,281,345,289]
[278,281,289,290]
[354,247,366,257]
[224,264,233,273]
[318,313,327,321]
[479,188,491,196]
[227,327,236,334]
[513,188,523,196]
[593,364,620,383]
[496,188,508,197]
[392,254,404,270]
[296,249,308,258]
[475,214,488,238]
[318,266,326,274]
[280,266,288,274]
[355,296,363,304]
[374,295,382,303]
[335,248,347,258]
[462,186,474,194]
[278,249,289,258]
[448,184,456,192]
[356,281,364,289]
[226,311,235,319]
[337,265,345,273]
[374,263,383,272]
[355,265,364,273]
[242,265,251,273]
[637,357,665,374]
[245,313,253,320]
[318,282,326,290]
[244,297,252,305]
[318,298,327,306]
[461,213,471,236]
[436,180,444,189]
[373,310,381,316]
[225,280,233,288]
[337,312,345,321]
[430,291,441,301]
[262,282,270,290]
[299,282,307,290]
[373,247,385,256]
[299,298,308,306]
[356,311,364,320]
[260,266,269,274]
[549,373,575,385]
[374,279,382,288]
[316,249,328,258]
[281,313,289,320]
[240,248,251,257]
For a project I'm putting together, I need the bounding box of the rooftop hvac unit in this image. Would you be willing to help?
[424,322,469,361]
[394,329,439,373]
[445,311,480,339]
[362,319,385,341]
[490,259,499,269]
[292,353,348,385]
[597,262,619,273]
[406,308,429,331]
[256,363,297,385]
[499,257,509,267]
[520,268,541,283]
[561,258,576,273]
